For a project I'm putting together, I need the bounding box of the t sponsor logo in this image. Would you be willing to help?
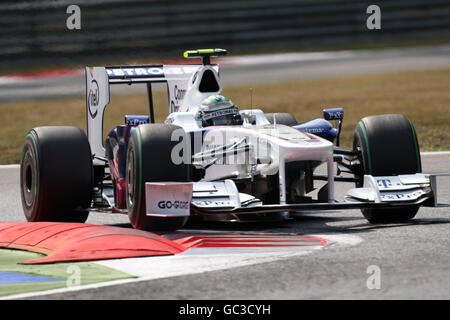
[376,178,393,189]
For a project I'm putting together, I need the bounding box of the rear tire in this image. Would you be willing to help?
[126,124,191,231]
[265,113,298,126]
[20,127,93,223]
[353,114,421,223]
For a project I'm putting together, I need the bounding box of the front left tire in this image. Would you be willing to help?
[126,124,192,231]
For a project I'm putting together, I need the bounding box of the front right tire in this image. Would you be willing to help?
[353,114,422,223]
[265,113,298,126]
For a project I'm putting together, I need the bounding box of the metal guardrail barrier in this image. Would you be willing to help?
[1,0,450,67]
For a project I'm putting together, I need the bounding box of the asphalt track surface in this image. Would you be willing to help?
[1,45,450,102]
[1,46,449,299]
[0,152,449,299]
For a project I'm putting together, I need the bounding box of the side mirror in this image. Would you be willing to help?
[323,108,343,120]
[323,108,344,146]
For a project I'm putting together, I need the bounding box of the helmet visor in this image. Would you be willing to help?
[202,107,238,126]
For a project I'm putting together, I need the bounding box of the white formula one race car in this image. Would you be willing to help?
[20,49,450,231]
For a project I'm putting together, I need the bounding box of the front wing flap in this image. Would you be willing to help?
[190,173,449,221]
[144,173,448,220]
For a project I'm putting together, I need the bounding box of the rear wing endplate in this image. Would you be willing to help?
[86,64,216,163]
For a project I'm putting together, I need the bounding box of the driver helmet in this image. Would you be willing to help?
[195,95,242,127]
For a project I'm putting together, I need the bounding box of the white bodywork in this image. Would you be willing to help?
[345,174,431,203]
[86,61,444,218]
[87,63,335,208]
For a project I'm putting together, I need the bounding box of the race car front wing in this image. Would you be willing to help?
[144,173,449,221]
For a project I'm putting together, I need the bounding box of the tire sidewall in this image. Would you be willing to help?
[20,132,41,221]
[126,124,191,231]
[20,127,92,222]
[126,132,142,228]
[353,115,421,223]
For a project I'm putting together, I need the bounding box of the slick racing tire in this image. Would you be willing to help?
[126,124,192,231]
[20,126,93,223]
[265,113,298,126]
[353,114,422,224]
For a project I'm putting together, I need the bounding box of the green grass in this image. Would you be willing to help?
[0,249,134,297]
[1,68,449,164]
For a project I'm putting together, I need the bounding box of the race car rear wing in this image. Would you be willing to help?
[105,65,204,84]
[86,63,220,164]
[86,49,227,163]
